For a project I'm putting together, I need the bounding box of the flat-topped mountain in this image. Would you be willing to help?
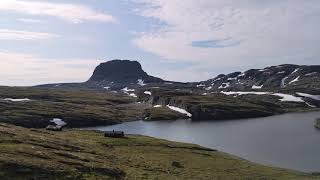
[88,60,163,84]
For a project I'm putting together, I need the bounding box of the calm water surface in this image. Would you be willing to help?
[88,111,320,172]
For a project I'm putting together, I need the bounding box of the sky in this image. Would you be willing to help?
[0,0,319,86]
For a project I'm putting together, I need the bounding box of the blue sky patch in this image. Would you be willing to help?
[191,39,242,48]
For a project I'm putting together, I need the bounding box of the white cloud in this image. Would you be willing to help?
[131,0,320,71]
[0,51,101,86]
[0,29,59,40]
[0,0,116,23]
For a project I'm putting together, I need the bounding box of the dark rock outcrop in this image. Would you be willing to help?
[88,60,163,84]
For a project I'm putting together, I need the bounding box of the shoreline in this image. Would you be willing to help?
[1,123,317,179]
[84,110,320,173]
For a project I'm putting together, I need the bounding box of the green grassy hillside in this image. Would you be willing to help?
[0,123,318,180]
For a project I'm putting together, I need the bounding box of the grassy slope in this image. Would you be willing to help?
[0,87,145,128]
[0,123,318,180]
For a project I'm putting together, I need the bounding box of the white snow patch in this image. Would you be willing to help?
[306,72,318,76]
[218,83,230,89]
[305,72,317,76]
[277,71,285,74]
[121,87,135,92]
[167,105,192,117]
[252,85,263,89]
[291,68,300,74]
[153,105,162,108]
[296,92,320,101]
[288,76,300,84]
[129,93,137,98]
[205,86,212,91]
[258,69,265,72]
[137,79,146,86]
[221,91,269,96]
[164,82,173,85]
[3,98,30,102]
[51,118,67,126]
[238,73,245,77]
[272,93,304,102]
[197,84,206,87]
[103,87,110,90]
[202,93,208,96]
[220,91,310,104]
[227,77,237,81]
[212,78,221,82]
[144,91,152,95]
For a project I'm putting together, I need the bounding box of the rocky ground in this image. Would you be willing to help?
[0,123,318,180]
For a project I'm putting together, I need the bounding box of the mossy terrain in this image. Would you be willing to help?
[144,106,188,121]
[0,86,145,128]
[0,123,318,180]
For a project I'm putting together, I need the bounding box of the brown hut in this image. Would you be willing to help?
[104,130,125,138]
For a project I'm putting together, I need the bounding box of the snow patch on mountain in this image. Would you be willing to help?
[167,105,192,117]
[122,87,135,92]
[3,98,31,102]
[291,68,300,74]
[144,91,152,95]
[197,84,206,87]
[272,93,304,102]
[221,91,306,103]
[129,93,137,98]
[305,72,317,76]
[221,91,269,96]
[219,83,230,89]
[296,93,320,101]
[137,79,146,86]
[289,76,300,85]
[252,85,263,89]
[227,77,237,81]
[51,118,67,126]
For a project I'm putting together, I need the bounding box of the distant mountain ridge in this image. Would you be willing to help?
[37,60,320,92]
[199,64,320,92]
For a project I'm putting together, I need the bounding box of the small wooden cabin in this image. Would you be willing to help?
[104,130,125,138]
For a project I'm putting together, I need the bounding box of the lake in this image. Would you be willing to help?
[87,111,320,172]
